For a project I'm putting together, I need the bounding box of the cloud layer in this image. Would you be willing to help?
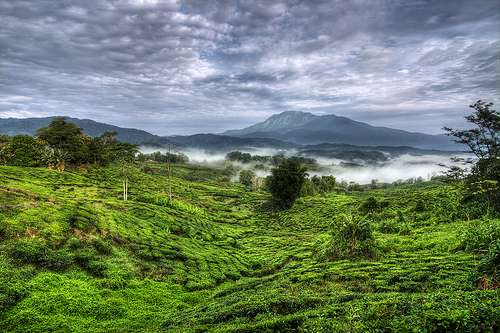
[1,0,499,134]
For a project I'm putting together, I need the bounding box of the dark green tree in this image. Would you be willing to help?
[268,158,308,209]
[90,131,138,166]
[36,117,90,166]
[444,100,500,213]
[0,135,44,167]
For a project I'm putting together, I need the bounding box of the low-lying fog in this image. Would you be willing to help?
[140,146,469,185]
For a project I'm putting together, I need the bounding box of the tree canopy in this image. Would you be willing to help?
[267,158,308,209]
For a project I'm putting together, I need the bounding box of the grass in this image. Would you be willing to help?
[0,163,499,332]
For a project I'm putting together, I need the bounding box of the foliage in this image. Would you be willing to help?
[0,164,499,332]
[301,175,337,196]
[36,117,90,165]
[90,131,139,165]
[444,100,499,161]
[239,169,255,189]
[444,100,500,213]
[317,214,377,260]
[476,240,499,289]
[137,150,188,164]
[359,196,379,213]
[267,158,308,209]
[1,119,138,169]
[457,219,500,253]
[0,135,45,167]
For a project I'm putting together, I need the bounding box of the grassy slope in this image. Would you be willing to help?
[0,164,498,332]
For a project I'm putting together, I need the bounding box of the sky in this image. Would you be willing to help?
[0,0,499,135]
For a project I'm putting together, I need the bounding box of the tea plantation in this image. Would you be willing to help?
[0,164,498,332]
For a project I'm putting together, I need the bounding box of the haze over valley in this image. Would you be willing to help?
[1,112,469,184]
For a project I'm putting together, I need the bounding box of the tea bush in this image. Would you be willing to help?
[317,214,377,260]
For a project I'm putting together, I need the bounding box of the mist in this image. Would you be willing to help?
[140,146,469,185]
[309,154,466,184]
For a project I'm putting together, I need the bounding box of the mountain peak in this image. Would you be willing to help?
[223,111,458,150]
[273,110,315,117]
[223,110,317,136]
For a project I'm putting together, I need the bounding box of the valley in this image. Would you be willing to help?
[0,163,498,332]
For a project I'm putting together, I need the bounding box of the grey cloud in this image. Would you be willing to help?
[0,0,499,135]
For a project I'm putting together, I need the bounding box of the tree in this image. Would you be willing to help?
[91,131,138,166]
[444,100,500,213]
[239,169,255,190]
[267,158,308,209]
[36,117,90,166]
[444,101,499,162]
[0,135,12,165]
[0,135,44,167]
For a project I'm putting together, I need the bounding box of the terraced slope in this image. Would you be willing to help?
[0,165,498,332]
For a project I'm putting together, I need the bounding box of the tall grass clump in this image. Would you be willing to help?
[316,214,377,260]
[476,240,499,289]
[456,219,500,253]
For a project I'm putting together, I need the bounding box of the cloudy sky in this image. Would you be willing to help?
[1,0,499,135]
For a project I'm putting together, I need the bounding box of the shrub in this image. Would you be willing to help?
[317,214,377,260]
[90,237,113,255]
[359,196,379,213]
[73,248,107,277]
[456,219,500,253]
[378,220,399,234]
[8,238,73,271]
[414,199,426,212]
[239,170,255,190]
[476,240,499,289]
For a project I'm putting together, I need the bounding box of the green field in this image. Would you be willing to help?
[0,164,498,332]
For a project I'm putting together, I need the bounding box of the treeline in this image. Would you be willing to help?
[0,118,138,170]
[226,151,317,167]
[137,151,189,164]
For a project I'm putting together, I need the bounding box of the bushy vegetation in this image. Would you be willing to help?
[239,169,255,190]
[137,150,188,164]
[0,163,499,332]
[316,214,377,260]
[0,118,138,170]
[267,158,308,209]
[445,100,500,214]
[226,150,317,168]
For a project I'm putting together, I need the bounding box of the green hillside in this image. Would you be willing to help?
[0,164,498,332]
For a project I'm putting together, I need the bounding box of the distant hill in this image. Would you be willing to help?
[166,134,296,151]
[1,115,462,152]
[0,117,166,145]
[297,142,463,164]
[0,116,295,150]
[224,111,459,150]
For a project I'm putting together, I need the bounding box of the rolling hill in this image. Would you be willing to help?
[0,117,166,145]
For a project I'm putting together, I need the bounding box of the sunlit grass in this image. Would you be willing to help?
[0,164,498,332]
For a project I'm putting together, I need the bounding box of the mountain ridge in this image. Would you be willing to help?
[223,110,457,150]
[0,113,459,151]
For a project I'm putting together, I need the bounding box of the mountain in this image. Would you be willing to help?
[0,116,295,150]
[224,111,459,150]
[0,117,166,145]
[1,114,461,151]
[167,134,296,151]
[224,111,316,136]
